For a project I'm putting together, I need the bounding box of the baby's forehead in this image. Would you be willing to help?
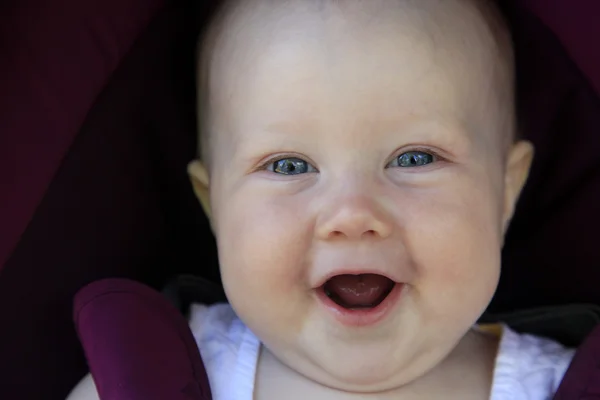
[197,0,514,154]
[200,0,510,68]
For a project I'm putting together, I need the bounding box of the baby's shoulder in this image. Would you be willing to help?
[491,326,575,399]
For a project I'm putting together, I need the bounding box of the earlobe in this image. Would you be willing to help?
[188,160,212,219]
[503,140,534,233]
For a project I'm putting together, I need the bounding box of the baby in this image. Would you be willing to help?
[69,0,576,398]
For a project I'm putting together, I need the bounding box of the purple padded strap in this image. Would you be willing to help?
[74,279,211,400]
[554,325,600,399]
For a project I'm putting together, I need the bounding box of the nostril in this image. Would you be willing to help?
[328,231,345,239]
[327,229,380,240]
[360,230,378,239]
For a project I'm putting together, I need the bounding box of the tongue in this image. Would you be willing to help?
[324,274,394,308]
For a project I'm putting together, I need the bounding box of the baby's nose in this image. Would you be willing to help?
[315,195,393,241]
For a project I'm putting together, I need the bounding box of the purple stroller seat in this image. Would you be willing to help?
[2,0,599,398]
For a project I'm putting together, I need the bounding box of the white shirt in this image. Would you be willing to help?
[189,303,575,400]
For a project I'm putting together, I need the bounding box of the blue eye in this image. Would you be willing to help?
[388,151,435,168]
[268,157,316,175]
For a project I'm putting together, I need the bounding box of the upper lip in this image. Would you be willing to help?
[312,267,402,289]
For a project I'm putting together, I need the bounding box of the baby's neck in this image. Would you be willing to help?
[254,329,498,400]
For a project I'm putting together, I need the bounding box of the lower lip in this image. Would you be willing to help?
[315,283,404,327]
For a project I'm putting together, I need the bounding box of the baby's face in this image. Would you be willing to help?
[195,0,532,392]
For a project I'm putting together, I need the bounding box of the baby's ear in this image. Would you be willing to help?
[503,140,534,233]
[188,160,212,220]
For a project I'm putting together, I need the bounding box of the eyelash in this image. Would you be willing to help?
[388,147,444,166]
[255,148,445,173]
[255,153,318,173]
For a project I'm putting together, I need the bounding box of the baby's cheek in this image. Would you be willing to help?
[216,196,313,333]
[406,196,501,319]
[225,199,306,269]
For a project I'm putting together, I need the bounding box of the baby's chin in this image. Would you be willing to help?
[263,331,457,393]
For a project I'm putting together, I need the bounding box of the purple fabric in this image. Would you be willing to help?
[74,279,211,399]
[0,0,165,271]
[554,325,600,399]
[522,0,600,95]
[0,1,213,398]
[0,0,168,396]
[493,1,600,311]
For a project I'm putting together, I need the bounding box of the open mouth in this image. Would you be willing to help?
[322,273,396,310]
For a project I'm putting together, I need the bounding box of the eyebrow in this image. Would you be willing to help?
[230,124,313,166]
[397,119,474,156]
[231,105,477,150]
[239,118,472,159]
